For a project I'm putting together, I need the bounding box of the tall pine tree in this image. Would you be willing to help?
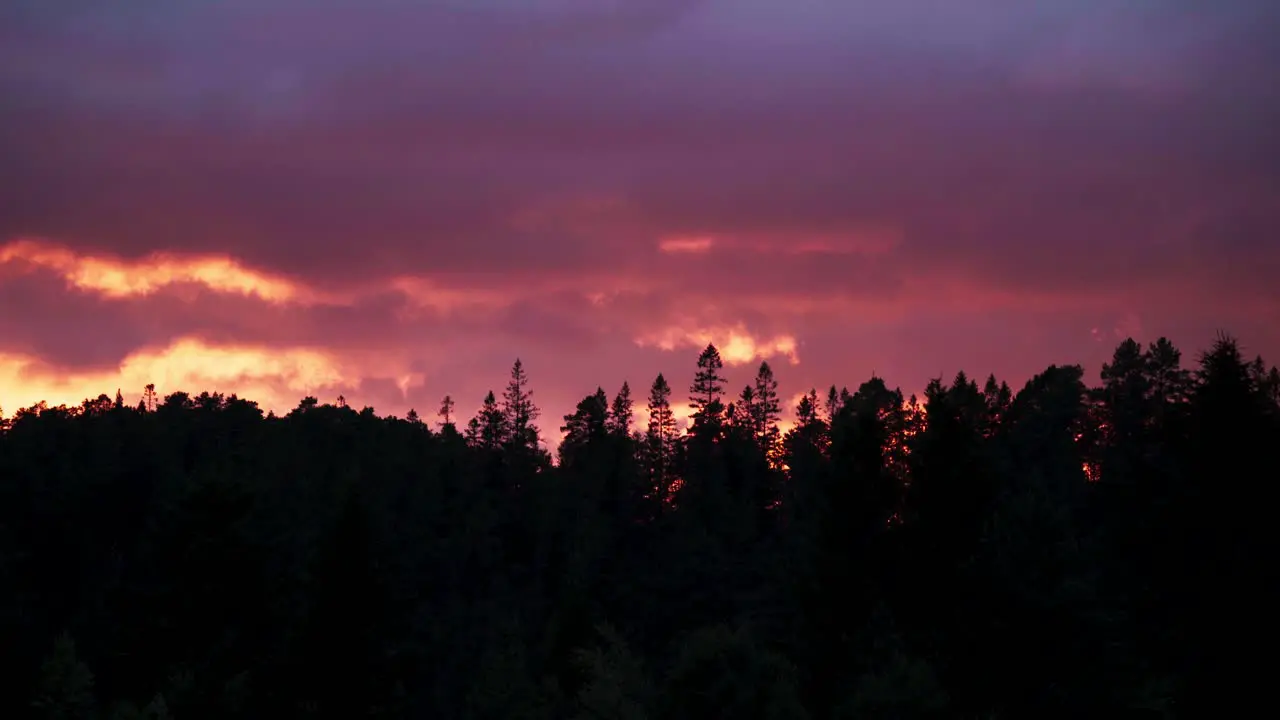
[752,361,782,459]
[646,374,679,506]
[468,391,507,450]
[689,344,726,432]
[608,382,634,438]
[502,358,541,452]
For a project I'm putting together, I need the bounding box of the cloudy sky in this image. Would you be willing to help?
[2,0,1278,437]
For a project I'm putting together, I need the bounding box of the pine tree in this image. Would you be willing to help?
[438,394,455,429]
[795,389,819,428]
[735,386,758,436]
[114,389,124,409]
[560,388,610,468]
[752,361,782,456]
[572,624,654,720]
[1263,366,1280,410]
[689,344,726,430]
[405,408,421,424]
[142,383,157,412]
[1147,337,1192,408]
[32,632,95,719]
[646,374,678,504]
[502,358,540,451]
[982,374,1011,429]
[608,382,634,437]
[473,391,507,450]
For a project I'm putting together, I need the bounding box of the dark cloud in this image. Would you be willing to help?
[0,273,156,368]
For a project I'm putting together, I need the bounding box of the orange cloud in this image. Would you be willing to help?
[0,337,393,416]
[633,399,699,433]
[388,276,512,316]
[656,227,900,257]
[658,235,715,254]
[0,238,310,304]
[0,237,521,315]
[635,322,800,365]
[787,391,811,414]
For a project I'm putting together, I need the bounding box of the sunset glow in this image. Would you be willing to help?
[636,324,799,366]
[658,236,716,254]
[0,338,355,414]
[0,0,1276,436]
[1,239,307,304]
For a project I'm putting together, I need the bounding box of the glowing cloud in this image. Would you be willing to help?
[0,337,356,415]
[388,277,512,315]
[0,238,308,304]
[658,235,715,254]
[1,238,520,315]
[787,391,811,414]
[635,323,800,366]
[633,399,699,433]
[777,230,901,256]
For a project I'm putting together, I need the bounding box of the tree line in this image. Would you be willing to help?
[2,334,1278,718]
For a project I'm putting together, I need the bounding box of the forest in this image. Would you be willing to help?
[2,334,1278,718]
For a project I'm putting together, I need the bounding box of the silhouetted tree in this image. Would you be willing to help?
[752,361,782,461]
[571,625,653,720]
[439,394,455,429]
[468,391,507,451]
[560,389,609,470]
[0,332,1273,718]
[503,359,541,453]
[824,385,840,425]
[644,374,678,507]
[608,383,633,438]
[689,344,726,432]
[794,389,819,429]
[661,625,808,720]
[32,633,96,719]
[732,385,758,436]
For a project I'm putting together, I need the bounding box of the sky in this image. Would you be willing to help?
[2,0,1279,440]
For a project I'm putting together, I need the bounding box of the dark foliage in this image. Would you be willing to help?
[2,336,1277,718]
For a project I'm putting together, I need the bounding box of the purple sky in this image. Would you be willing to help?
[2,0,1278,437]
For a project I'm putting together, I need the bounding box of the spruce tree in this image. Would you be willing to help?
[689,344,726,430]
[608,382,634,438]
[31,633,95,719]
[752,361,782,456]
[646,374,678,504]
[475,391,507,450]
[438,394,456,429]
[502,359,540,451]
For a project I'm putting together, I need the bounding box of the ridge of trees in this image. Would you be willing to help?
[2,337,1278,717]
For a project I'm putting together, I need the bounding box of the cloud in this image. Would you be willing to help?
[633,398,699,435]
[0,237,531,319]
[1,237,310,304]
[656,227,900,258]
[1,0,1278,434]
[0,337,360,414]
[635,323,799,366]
[658,236,715,254]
